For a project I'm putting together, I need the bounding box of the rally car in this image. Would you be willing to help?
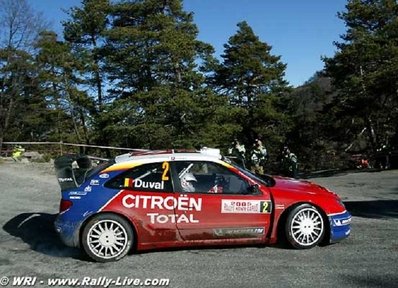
[54,148,351,262]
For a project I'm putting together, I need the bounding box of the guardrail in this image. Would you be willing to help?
[1,141,150,161]
[2,141,140,151]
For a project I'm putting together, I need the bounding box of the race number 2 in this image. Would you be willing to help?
[260,201,271,213]
[162,162,170,181]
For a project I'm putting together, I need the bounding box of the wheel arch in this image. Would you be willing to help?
[276,201,330,245]
[79,211,139,252]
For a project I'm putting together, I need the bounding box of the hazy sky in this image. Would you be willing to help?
[29,0,348,87]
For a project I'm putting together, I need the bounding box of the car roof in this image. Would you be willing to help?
[114,148,223,165]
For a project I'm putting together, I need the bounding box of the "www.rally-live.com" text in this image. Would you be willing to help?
[0,276,170,287]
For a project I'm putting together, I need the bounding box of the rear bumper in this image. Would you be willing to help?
[328,211,352,243]
[54,213,82,248]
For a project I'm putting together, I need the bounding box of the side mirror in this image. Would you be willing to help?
[247,184,260,195]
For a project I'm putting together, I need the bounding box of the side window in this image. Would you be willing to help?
[105,162,173,192]
[173,161,249,194]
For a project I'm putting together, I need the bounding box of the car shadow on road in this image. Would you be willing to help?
[341,274,398,288]
[344,200,398,219]
[2,213,83,260]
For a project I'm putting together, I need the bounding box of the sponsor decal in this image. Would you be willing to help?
[221,200,272,214]
[122,195,201,210]
[276,204,285,210]
[122,194,201,224]
[84,186,92,192]
[58,177,73,182]
[342,219,351,225]
[83,211,93,217]
[70,196,81,199]
[147,213,198,224]
[124,178,165,190]
[69,191,87,196]
[90,179,100,186]
[214,227,265,237]
[333,218,352,226]
[99,173,109,179]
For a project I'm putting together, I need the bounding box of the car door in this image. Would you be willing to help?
[170,160,272,241]
[103,161,178,244]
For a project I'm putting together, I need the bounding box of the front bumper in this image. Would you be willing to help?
[328,210,352,243]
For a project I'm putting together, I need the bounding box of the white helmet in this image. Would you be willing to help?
[181,172,197,192]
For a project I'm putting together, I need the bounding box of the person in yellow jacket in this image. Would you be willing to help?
[12,145,25,161]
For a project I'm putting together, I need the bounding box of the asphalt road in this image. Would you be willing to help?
[0,160,397,288]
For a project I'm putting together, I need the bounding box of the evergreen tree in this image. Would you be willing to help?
[101,0,228,149]
[63,0,110,111]
[286,74,342,170]
[35,31,94,145]
[324,0,398,155]
[212,21,291,156]
[0,49,44,142]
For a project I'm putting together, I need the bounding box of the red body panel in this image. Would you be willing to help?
[174,192,271,241]
[101,190,181,245]
[266,176,346,243]
[99,160,346,251]
[101,188,274,250]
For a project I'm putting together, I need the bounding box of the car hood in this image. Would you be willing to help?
[272,176,332,196]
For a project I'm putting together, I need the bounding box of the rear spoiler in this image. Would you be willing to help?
[54,154,93,191]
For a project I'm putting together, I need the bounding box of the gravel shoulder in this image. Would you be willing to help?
[0,160,397,288]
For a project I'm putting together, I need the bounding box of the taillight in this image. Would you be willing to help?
[59,199,73,213]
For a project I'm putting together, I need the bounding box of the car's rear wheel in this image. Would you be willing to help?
[285,204,325,249]
[82,214,133,262]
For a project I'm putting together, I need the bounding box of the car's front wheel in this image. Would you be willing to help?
[82,214,133,262]
[285,204,325,249]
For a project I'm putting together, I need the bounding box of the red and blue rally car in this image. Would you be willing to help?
[54,148,351,262]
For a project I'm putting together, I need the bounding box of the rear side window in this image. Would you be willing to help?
[54,154,112,191]
[105,162,173,192]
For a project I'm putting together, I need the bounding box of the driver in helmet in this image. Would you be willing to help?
[180,172,197,192]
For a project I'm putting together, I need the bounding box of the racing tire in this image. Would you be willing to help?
[285,204,325,249]
[82,214,133,262]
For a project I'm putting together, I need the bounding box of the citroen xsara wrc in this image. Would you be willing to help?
[54,148,351,262]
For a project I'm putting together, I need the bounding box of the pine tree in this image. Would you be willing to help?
[324,0,398,154]
[63,0,110,111]
[101,0,228,149]
[286,73,341,170]
[212,21,291,155]
[35,31,94,146]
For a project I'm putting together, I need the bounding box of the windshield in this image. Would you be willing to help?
[223,156,276,187]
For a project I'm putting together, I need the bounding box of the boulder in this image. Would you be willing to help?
[23,151,44,161]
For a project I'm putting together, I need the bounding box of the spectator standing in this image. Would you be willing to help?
[228,139,246,167]
[280,146,298,178]
[250,139,268,175]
